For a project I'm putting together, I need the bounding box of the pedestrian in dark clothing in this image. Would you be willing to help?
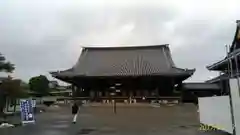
[72,102,79,124]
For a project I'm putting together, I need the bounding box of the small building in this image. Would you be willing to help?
[51,45,195,102]
[49,90,72,97]
[48,81,59,89]
[181,82,221,103]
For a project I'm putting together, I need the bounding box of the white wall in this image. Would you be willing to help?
[198,96,233,133]
[199,78,240,134]
[229,78,240,135]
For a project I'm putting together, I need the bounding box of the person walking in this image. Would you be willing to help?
[72,102,79,124]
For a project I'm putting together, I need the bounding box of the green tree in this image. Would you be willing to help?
[29,75,50,96]
[0,79,26,112]
[0,53,14,72]
[0,53,15,120]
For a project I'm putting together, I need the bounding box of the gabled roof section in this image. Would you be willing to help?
[205,74,228,83]
[230,20,240,52]
[206,49,240,71]
[207,21,240,71]
[51,45,195,78]
[206,72,240,83]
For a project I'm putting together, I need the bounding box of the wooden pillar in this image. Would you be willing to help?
[171,78,175,96]
[90,90,94,98]
[136,90,140,97]
[94,91,97,99]
[129,90,133,97]
[105,91,109,97]
[129,90,133,104]
[122,90,126,97]
[156,88,159,100]
[144,90,149,97]
[177,83,184,103]
[99,91,102,97]
[72,85,77,100]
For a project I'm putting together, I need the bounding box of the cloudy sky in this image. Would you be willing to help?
[0,0,239,84]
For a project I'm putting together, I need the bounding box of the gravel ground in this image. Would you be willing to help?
[0,103,229,135]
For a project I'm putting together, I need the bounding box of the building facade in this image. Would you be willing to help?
[51,45,195,102]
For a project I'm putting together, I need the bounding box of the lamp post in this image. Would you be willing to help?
[110,83,121,114]
[110,90,116,114]
[113,93,116,114]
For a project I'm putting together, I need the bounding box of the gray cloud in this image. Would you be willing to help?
[171,20,236,81]
[0,0,238,84]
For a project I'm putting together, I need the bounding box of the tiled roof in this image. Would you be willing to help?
[51,45,195,78]
[182,83,220,90]
[206,72,240,83]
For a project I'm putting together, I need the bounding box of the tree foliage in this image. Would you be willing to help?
[29,75,50,96]
[0,53,15,117]
[0,53,14,72]
[0,79,27,118]
[0,79,26,98]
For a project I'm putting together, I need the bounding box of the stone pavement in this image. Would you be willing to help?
[0,104,229,135]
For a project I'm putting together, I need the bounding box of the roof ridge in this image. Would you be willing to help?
[81,44,169,49]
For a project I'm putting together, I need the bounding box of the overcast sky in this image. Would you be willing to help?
[0,0,239,84]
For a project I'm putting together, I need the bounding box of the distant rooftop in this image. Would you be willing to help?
[182,83,221,91]
[81,44,169,49]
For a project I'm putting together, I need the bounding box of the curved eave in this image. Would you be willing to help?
[207,58,228,71]
[172,68,195,76]
[172,68,196,81]
[205,74,228,83]
[206,72,240,83]
[50,71,75,83]
[50,68,195,82]
[207,48,240,71]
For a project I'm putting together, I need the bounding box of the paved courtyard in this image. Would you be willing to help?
[0,104,228,135]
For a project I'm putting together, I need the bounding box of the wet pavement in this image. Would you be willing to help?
[0,104,229,135]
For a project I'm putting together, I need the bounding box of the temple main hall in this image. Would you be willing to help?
[51,45,195,102]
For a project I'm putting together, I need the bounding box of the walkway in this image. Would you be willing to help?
[0,104,228,135]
